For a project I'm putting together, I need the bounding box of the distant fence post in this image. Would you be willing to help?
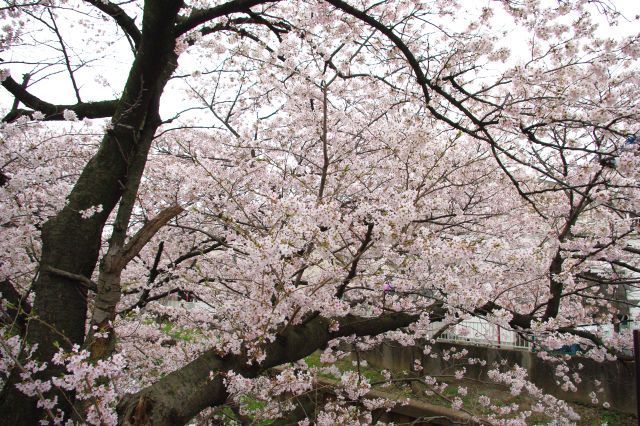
[634,329,639,426]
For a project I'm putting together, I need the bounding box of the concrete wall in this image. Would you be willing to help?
[362,341,636,415]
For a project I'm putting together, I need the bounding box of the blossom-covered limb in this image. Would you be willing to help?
[116,311,428,425]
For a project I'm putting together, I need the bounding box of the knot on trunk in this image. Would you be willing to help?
[117,394,154,426]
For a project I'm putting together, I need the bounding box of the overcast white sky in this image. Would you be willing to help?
[0,1,638,121]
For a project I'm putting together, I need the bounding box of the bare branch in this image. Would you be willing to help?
[335,222,375,298]
[120,205,184,268]
[0,279,32,334]
[83,0,141,49]
[1,75,117,122]
[47,8,83,103]
[176,0,279,36]
[45,266,97,292]
[324,0,431,104]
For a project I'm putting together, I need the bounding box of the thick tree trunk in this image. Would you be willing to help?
[0,137,134,424]
[0,2,183,423]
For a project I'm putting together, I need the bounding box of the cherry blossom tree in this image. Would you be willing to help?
[0,0,638,424]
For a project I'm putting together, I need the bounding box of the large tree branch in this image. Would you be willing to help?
[115,286,629,425]
[473,301,634,359]
[1,75,118,122]
[116,310,431,425]
[557,326,632,361]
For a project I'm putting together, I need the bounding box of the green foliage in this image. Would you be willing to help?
[159,322,198,342]
[303,351,385,383]
[239,396,274,426]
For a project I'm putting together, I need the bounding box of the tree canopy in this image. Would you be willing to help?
[0,0,639,424]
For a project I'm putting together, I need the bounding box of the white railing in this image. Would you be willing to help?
[430,320,531,350]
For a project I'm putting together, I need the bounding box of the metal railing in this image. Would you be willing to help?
[431,320,531,350]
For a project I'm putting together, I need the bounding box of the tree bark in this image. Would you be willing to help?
[0,2,183,423]
[87,206,184,361]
